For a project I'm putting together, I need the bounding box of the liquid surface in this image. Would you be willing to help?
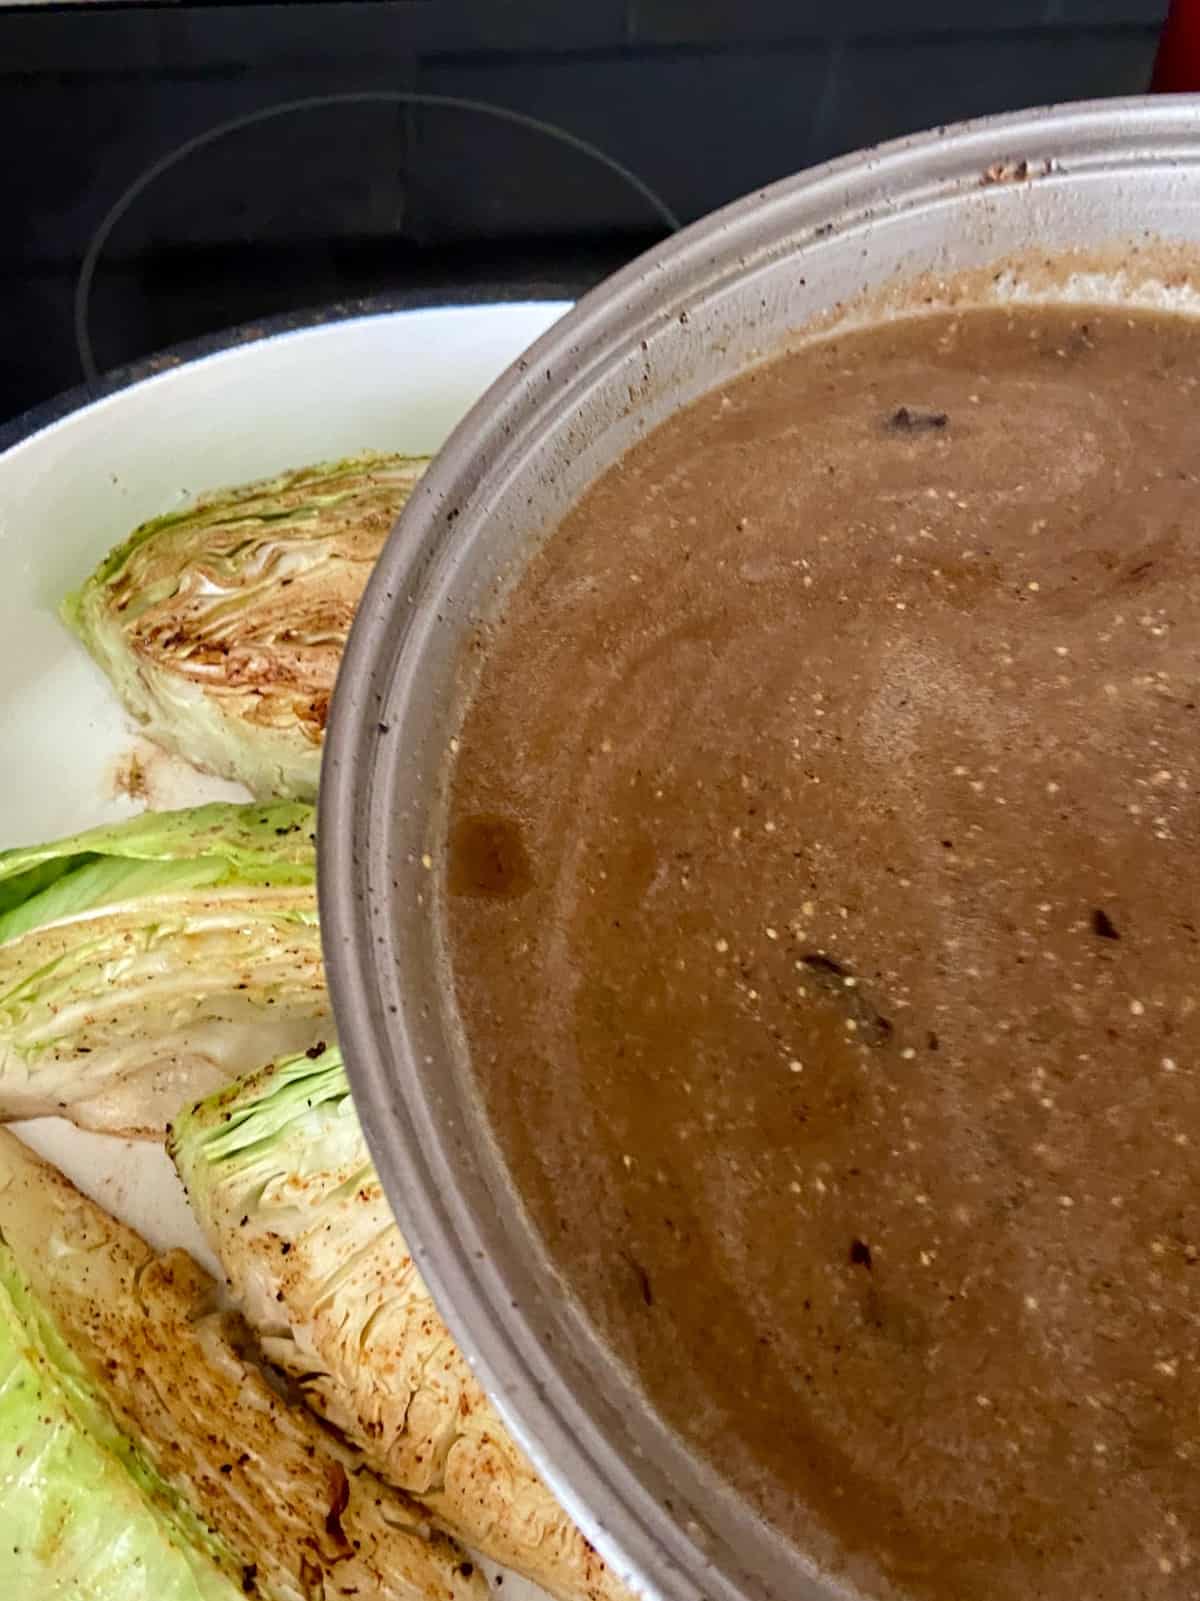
[445,308,1200,1600]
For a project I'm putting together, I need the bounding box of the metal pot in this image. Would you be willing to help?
[320,98,1200,1601]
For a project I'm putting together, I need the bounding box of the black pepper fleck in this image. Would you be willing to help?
[1092,908,1121,941]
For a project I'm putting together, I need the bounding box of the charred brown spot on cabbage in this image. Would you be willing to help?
[61,452,431,800]
[324,1462,351,1546]
[305,695,330,735]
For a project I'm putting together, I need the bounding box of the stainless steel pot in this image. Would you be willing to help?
[320,98,1200,1601]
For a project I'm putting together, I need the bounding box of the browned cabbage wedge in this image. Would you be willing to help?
[168,1046,634,1601]
[0,802,327,1137]
[0,1128,487,1601]
[62,452,429,800]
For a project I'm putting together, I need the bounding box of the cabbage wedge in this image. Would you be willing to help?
[0,801,328,1136]
[169,1046,632,1601]
[62,452,429,801]
[0,1129,486,1601]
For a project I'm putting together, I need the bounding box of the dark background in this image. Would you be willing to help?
[1,0,1168,424]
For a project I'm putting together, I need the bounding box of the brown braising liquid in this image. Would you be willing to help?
[443,307,1200,1600]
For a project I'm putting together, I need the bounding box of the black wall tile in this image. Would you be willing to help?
[1051,0,1167,21]
[417,0,627,52]
[629,0,1054,45]
[813,27,1160,164]
[0,11,157,74]
[0,1,626,78]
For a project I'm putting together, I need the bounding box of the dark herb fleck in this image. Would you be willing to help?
[1092,908,1121,941]
[625,1254,655,1307]
[798,954,894,1046]
[887,405,948,433]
